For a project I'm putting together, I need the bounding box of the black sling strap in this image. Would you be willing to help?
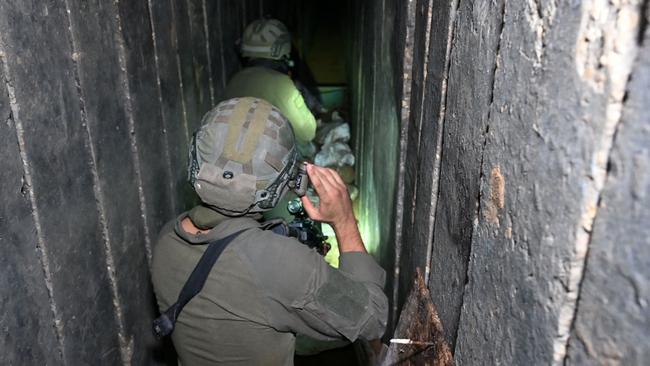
[152,229,248,338]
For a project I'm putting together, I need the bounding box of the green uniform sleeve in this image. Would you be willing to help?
[241,231,388,342]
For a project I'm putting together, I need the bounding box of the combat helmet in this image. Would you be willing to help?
[188,97,298,215]
[241,19,291,61]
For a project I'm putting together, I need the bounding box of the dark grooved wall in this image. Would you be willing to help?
[0,1,247,364]
[391,0,650,364]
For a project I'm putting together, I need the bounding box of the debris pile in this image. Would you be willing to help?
[307,111,358,201]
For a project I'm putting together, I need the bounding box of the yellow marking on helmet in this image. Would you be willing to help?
[256,180,269,190]
[222,99,251,162]
[223,99,271,164]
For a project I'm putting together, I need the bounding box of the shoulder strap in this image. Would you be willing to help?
[153,229,248,338]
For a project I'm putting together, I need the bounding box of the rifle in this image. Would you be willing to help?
[285,198,330,255]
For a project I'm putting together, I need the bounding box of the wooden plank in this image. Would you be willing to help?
[66,0,161,363]
[172,0,202,133]
[428,0,504,347]
[115,0,175,233]
[187,0,214,112]
[149,0,194,210]
[0,1,121,363]
[220,0,245,84]
[204,0,230,98]
[0,60,63,366]
[398,0,456,314]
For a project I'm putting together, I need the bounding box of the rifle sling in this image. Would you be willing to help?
[153,229,249,337]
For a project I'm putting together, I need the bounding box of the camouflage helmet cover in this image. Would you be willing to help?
[241,18,291,60]
[189,97,297,215]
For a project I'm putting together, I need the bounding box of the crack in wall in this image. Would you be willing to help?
[63,1,132,363]
[113,0,153,267]
[201,0,215,106]
[553,1,644,364]
[0,39,66,364]
[406,0,435,229]
[169,0,191,144]
[393,0,417,335]
[215,2,228,90]
[560,86,625,366]
[561,5,648,363]
[454,0,507,352]
[146,0,178,215]
[415,0,434,151]
[184,0,203,108]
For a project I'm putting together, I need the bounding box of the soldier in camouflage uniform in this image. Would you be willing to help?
[223,19,317,146]
[225,18,321,223]
[151,97,387,365]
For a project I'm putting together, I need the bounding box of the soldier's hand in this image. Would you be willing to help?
[300,164,355,228]
[301,163,366,253]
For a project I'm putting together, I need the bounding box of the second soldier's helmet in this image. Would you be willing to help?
[241,19,291,61]
[188,97,298,215]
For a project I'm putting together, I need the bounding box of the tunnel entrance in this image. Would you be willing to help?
[256,1,401,363]
[255,0,400,275]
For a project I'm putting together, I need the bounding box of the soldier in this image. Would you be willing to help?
[225,18,325,222]
[151,97,387,365]
[223,19,317,147]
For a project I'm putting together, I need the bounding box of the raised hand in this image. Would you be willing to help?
[300,164,366,253]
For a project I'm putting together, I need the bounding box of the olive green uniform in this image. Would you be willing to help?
[151,211,388,366]
[223,67,317,144]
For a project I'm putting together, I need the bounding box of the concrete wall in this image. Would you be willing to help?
[393,0,650,364]
[0,1,243,364]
